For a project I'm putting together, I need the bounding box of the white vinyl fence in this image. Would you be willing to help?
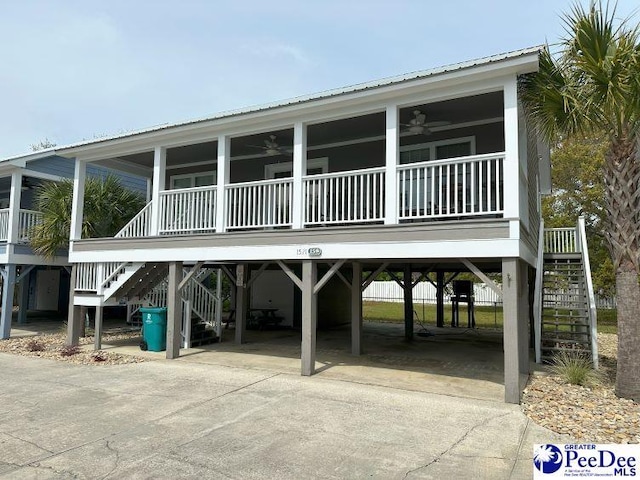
[363,281,502,306]
[363,281,616,309]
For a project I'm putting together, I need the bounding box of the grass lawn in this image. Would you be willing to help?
[363,301,617,334]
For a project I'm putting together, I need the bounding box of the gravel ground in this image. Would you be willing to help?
[522,333,639,444]
[0,331,146,365]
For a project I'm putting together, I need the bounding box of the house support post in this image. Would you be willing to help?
[502,258,529,404]
[66,266,82,346]
[403,264,413,341]
[18,269,30,325]
[0,265,16,339]
[301,260,317,376]
[7,172,23,244]
[384,104,399,224]
[216,136,230,233]
[150,147,167,235]
[351,261,363,355]
[166,261,182,359]
[235,263,248,344]
[70,160,86,242]
[436,270,444,328]
[292,122,308,228]
[94,306,103,350]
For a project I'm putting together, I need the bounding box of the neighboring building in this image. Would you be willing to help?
[0,150,147,339]
[33,46,594,403]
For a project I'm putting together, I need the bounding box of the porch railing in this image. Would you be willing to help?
[0,208,43,242]
[303,167,385,225]
[75,263,99,291]
[225,178,293,229]
[116,202,152,238]
[18,209,43,242]
[160,185,217,234]
[398,153,504,220]
[0,209,9,241]
[543,227,578,253]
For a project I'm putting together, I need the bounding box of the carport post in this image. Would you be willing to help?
[301,260,317,375]
[0,265,16,339]
[166,261,183,359]
[66,265,82,346]
[94,306,103,350]
[502,258,528,404]
[235,263,248,344]
[436,271,445,328]
[18,269,30,325]
[351,261,363,355]
[403,264,413,341]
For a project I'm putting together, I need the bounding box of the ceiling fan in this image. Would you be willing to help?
[248,135,291,156]
[401,110,450,135]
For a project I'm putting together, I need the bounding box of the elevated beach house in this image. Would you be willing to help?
[53,47,580,403]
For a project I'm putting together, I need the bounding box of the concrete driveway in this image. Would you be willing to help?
[0,352,563,479]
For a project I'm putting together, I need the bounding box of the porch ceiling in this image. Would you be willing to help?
[98,91,504,171]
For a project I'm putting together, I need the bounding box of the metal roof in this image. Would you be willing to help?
[4,45,542,161]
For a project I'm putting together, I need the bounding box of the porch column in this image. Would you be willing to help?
[292,121,308,229]
[18,269,30,325]
[436,271,445,328]
[384,104,399,224]
[301,260,317,375]
[66,265,82,346]
[94,306,103,350]
[216,136,230,233]
[351,261,363,355]
[403,264,413,341]
[0,265,16,339]
[166,261,183,359]
[7,172,23,244]
[149,146,167,236]
[70,159,87,241]
[502,78,521,220]
[502,258,528,404]
[235,263,248,344]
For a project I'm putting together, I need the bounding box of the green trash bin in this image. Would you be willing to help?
[140,307,167,352]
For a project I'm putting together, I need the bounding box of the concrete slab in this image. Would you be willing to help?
[0,351,565,479]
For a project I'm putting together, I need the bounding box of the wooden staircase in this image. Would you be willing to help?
[534,218,599,367]
[540,253,592,362]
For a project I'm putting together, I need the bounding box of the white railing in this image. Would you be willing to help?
[160,185,217,234]
[75,263,99,292]
[534,219,545,363]
[578,216,598,368]
[303,167,385,225]
[0,209,9,241]
[398,153,504,220]
[225,178,293,229]
[115,202,152,238]
[543,227,578,253]
[184,277,218,326]
[18,209,43,242]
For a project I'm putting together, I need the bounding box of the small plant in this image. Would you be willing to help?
[91,351,108,362]
[550,351,600,386]
[59,344,81,357]
[26,339,45,352]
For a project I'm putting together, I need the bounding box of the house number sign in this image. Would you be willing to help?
[296,247,322,257]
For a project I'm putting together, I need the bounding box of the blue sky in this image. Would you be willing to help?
[0,0,638,157]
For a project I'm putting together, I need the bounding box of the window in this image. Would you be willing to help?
[170,173,216,189]
[264,157,329,179]
[400,136,476,163]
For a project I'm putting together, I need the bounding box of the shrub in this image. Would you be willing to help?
[91,351,108,362]
[550,351,600,386]
[26,339,45,352]
[59,344,81,357]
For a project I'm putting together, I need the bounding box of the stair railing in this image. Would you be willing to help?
[533,219,545,363]
[577,216,599,368]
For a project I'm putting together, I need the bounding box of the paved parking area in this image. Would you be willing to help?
[0,351,563,479]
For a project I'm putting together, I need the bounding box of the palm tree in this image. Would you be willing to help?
[521,1,640,399]
[30,174,145,258]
